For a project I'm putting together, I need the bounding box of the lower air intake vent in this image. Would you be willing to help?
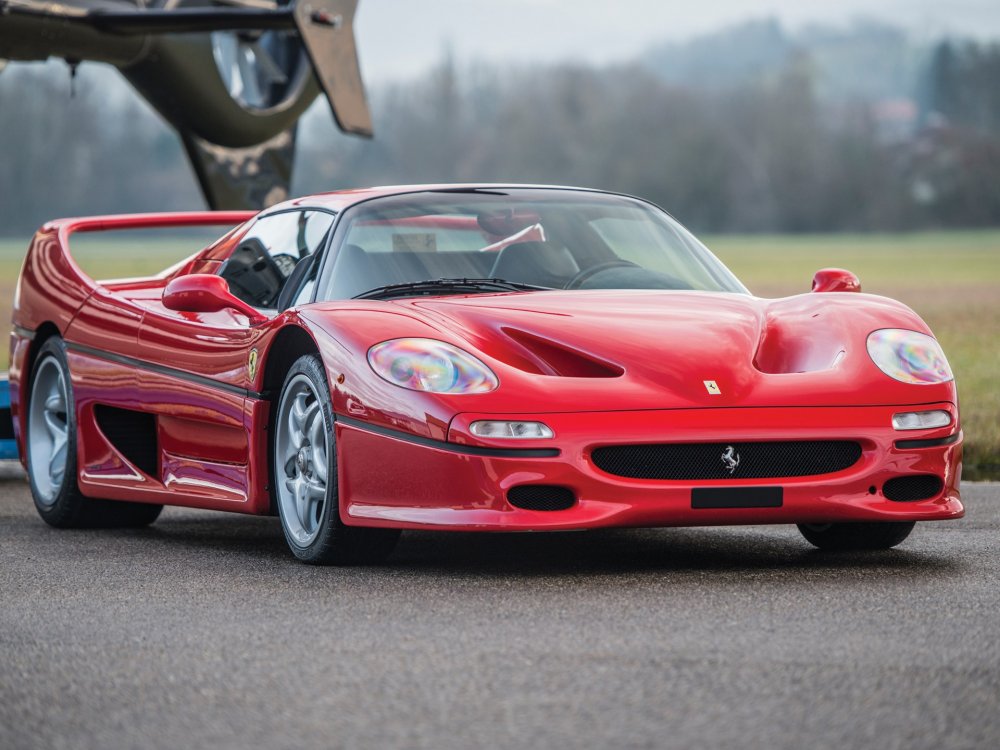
[883,475,943,502]
[507,485,575,511]
[591,441,862,480]
[94,405,158,478]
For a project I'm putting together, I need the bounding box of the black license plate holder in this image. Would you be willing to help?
[692,486,783,509]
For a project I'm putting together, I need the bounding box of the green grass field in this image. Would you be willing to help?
[2,230,998,478]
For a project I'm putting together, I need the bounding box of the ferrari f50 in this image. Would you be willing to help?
[9,186,963,563]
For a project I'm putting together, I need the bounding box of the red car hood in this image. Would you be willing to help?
[394,289,952,410]
[304,289,956,414]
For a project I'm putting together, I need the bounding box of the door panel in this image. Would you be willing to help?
[135,300,256,507]
[65,290,144,488]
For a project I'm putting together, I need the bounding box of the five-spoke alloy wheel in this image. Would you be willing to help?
[275,371,330,547]
[272,354,399,564]
[28,345,71,507]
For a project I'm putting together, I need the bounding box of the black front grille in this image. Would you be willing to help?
[591,441,862,480]
[507,485,576,511]
[884,475,943,502]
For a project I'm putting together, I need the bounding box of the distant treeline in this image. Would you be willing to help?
[296,41,1000,233]
[1,36,999,235]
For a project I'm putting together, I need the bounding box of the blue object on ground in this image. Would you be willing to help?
[0,375,20,460]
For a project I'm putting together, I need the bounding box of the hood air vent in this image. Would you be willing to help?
[501,327,624,378]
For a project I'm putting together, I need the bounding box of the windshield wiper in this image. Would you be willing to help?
[427,187,510,196]
[353,277,553,300]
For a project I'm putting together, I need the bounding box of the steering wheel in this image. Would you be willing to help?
[270,253,299,278]
[563,261,640,289]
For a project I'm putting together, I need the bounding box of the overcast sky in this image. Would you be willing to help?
[355,0,1000,82]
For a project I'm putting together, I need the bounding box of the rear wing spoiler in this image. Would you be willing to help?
[11,212,257,336]
[45,211,258,238]
[18,210,257,273]
[45,210,257,276]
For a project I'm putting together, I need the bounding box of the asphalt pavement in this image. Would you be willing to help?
[1,464,998,750]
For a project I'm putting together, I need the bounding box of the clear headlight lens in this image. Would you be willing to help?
[866,329,953,385]
[367,338,498,393]
[470,421,554,439]
[892,410,952,431]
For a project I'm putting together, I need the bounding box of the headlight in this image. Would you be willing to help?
[367,338,498,393]
[866,329,953,385]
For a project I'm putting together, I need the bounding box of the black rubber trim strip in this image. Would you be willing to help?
[66,342,265,400]
[12,325,36,340]
[895,432,961,450]
[337,415,560,458]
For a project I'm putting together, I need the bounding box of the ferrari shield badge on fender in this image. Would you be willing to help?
[704,380,721,395]
[248,348,259,381]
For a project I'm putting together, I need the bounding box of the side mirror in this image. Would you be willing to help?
[811,268,861,293]
[162,274,268,325]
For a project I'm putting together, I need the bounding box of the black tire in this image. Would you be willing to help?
[271,353,399,565]
[797,521,916,551]
[26,337,163,529]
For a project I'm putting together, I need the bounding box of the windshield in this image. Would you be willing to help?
[318,189,748,300]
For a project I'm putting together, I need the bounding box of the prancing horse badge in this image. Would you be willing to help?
[704,380,721,395]
[248,348,259,381]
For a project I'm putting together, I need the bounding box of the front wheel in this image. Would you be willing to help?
[272,354,400,565]
[797,521,915,551]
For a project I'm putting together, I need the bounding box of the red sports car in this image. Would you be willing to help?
[9,185,963,564]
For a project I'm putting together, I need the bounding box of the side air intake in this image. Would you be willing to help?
[94,405,159,478]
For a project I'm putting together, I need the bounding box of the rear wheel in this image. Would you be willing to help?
[797,521,915,551]
[272,354,399,565]
[26,337,162,528]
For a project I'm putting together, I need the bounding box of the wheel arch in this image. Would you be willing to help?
[16,322,64,458]
[261,325,321,400]
[25,322,62,376]
[259,325,321,516]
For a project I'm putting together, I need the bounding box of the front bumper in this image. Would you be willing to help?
[337,404,963,530]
